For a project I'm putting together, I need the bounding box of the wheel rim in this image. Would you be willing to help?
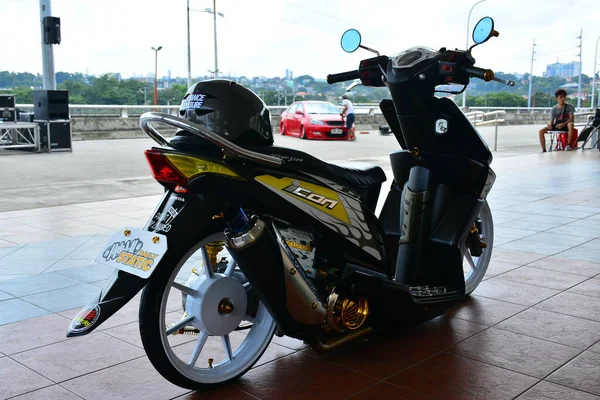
[158,233,276,384]
[462,201,494,295]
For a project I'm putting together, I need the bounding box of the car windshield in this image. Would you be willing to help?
[303,102,340,114]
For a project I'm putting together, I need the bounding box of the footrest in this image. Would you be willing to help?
[409,285,462,304]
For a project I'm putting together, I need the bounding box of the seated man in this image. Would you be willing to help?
[538,89,576,152]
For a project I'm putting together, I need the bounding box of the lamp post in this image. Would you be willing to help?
[187,0,191,87]
[462,0,487,110]
[203,0,224,78]
[151,46,162,109]
[592,35,599,109]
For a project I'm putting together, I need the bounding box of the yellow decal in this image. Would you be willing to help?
[286,240,313,252]
[165,154,242,179]
[115,250,158,272]
[256,175,349,223]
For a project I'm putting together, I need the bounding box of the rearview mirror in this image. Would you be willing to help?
[296,109,304,115]
[472,17,495,45]
[341,29,361,53]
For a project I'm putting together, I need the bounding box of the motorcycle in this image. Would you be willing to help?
[67,17,514,390]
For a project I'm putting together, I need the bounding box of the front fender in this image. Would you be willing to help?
[67,190,221,337]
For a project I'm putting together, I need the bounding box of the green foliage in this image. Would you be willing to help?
[466,92,527,107]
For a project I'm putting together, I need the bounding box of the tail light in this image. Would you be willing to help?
[144,149,189,188]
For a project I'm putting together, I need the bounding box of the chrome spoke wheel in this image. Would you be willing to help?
[462,201,494,295]
[142,232,276,388]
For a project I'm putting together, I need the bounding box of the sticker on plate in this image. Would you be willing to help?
[331,128,343,134]
[95,227,168,279]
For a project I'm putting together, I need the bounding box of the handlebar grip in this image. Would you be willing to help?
[326,70,360,84]
[463,66,494,82]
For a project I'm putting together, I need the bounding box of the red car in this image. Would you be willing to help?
[279,101,348,140]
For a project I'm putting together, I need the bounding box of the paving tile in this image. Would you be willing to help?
[234,351,377,400]
[270,334,308,351]
[516,381,600,400]
[0,357,53,399]
[0,290,12,302]
[3,246,75,260]
[451,328,580,378]
[0,273,83,297]
[0,274,28,282]
[491,249,546,265]
[589,342,600,354]
[173,387,258,399]
[528,257,600,277]
[496,308,600,349]
[447,295,527,326]
[499,239,573,256]
[0,246,21,258]
[0,298,50,326]
[22,284,101,313]
[545,225,600,239]
[522,214,578,225]
[386,352,537,400]
[474,277,560,306]
[494,227,537,241]
[55,263,114,283]
[2,230,70,245]
[8,384,83,400]
[42,260,96,273]
[524,232,593,246]
[569,277,600,298]
[0,239,19,248]
[498,266,589,290]
[12,332,145,382]
[484,260,521,279]
[0,259,62,275]
[49,224,113,237]
[348,383,426,399]
[554,247,600,263]
[498,220,564,231]
[578,238,600,251]
[61,356,187,400]
[536,292,600,322]
[23,235,93,249]
[0,313,74,355]
[548,351,600,396]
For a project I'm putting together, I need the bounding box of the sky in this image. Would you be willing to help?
[2,0,600,80]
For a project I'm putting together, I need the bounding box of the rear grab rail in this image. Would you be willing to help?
[139,112,283,168]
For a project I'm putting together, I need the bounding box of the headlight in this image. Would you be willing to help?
[310,120,325,125]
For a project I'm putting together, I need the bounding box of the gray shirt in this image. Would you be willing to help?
[551,103,575,123]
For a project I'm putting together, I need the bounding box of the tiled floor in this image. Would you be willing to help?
[1,151,600,399]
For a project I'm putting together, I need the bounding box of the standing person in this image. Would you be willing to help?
[340,94,356,141]
[538,89,576,152]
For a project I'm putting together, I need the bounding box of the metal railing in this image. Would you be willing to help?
[15,104,383,118]
[465,110,507,151]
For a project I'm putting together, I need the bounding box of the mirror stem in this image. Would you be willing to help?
[359,45,380,56]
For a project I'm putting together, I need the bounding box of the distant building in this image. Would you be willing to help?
[285,69,293,80]
[545,62,581,78]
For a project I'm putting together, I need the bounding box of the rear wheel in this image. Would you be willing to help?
[139,231,276,390]
[280,122,286,136]
[462,200,494,295]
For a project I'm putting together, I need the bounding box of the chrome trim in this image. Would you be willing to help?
[139,112,283,168]
[226,219,266,249]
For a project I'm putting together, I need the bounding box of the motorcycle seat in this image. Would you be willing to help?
[255,146,387,190]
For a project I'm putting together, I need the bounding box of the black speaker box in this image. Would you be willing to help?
[39,120,72,152]
[33,90,69,120]
[0,95,15,108]
[1,109,16,122]
[43,16,61,45]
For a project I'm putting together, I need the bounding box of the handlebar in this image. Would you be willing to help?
[463,66,515,86]
[326,70,360,84]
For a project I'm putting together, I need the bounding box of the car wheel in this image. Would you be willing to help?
[280,122,286,136]
[300,126,307,139]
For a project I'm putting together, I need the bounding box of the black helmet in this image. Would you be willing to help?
[178,79,273,146]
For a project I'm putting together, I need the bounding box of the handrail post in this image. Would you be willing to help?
[494,112,498,151]
[120,107,128,118]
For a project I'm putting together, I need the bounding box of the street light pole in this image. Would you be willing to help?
[462,0,487,110]
[576,29,582,108]
[203,2,224,78]
[151,46,162,109]
[187,0,192,87]
[527,39,536,110]
[592,35,599,109]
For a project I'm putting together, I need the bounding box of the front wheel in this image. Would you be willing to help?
[139,232,276,390]
[300,126,307,139]
[462,200,494,295]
